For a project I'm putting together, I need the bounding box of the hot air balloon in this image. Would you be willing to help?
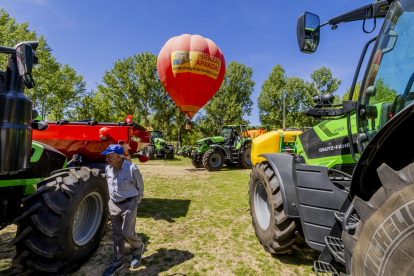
[157,34,226,119]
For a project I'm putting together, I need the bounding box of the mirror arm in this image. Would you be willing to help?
[320,21,329,27]
[327,0,392,26]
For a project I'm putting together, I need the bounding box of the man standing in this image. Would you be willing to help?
[101,144,145,276]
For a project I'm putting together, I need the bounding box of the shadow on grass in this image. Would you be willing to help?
[137,248,194,275]
[185,168,205,172]
[157,157,182,162]
[138,198,191,223]
[185,165,247,172]
[274,247,319,267]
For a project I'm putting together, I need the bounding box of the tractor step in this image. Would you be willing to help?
[334,211,359,226]
[324,236,345,264]
[314,261,339,276]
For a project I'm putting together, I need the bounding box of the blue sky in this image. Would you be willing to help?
[2,0,380,125]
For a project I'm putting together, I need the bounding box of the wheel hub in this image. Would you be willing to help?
[254,180,271,230]
[210,153,222,167]
[244,148,252,166]
[72,191,104,246]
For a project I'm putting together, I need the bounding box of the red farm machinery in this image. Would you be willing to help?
[0,41,150,274]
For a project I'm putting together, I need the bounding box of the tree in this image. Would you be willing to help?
[97,52,162,125]
[134,52,162,126]
[97,57,138,122]
[258,65,317,128]
[72,90,114,122]
[46,65,86,121]
[257,65,286,128]
[341,81,361,102]
[370,78,397,104]
[0,9,85,120]
[310,67,342,96]
[203,61,255,129]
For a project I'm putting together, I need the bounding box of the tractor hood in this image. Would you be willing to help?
[154,138,166,144]
[197,136,224,145]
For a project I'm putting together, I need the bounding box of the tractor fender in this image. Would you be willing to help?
[259,153,300,218]
[210,144,227,155]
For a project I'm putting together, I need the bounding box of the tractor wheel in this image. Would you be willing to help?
[203,149,224,171]
[10,167,109,274]
[147,146,155,160]
[238,142,252,169]
[248,162,302,254]
[166,146,175,159]
[342,162,414,276]
[191,151,203,168]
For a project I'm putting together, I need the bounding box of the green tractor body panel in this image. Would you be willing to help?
[296,114,358,168]
[0,141,67,196]
[195,136,225,154]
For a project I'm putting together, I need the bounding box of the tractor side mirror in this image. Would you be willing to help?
[297,12,320,54]
[15,43,38,88]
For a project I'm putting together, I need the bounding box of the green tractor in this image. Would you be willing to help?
[141,129,174,160]
[191,125,252,171]
[249,1,414,275]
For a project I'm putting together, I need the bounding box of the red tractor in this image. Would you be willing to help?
[0,41,150,274]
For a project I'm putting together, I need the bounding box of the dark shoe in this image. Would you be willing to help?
[131,243,145,268]
[103,263,124,276]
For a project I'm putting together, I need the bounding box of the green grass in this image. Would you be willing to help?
[0,155,318,276]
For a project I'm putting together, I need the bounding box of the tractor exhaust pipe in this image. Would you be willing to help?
[0,42,38,174]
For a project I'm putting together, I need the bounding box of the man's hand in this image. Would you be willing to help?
[137,194,144,204]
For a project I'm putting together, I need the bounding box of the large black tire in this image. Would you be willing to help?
[166,146,174,159]
[248,162,302,254]
[203,149,224,171]
[191,152,203,168]
[147,145,155,160]
[343,162,414,276]
[238,142,252,169]
[9,167,109,274]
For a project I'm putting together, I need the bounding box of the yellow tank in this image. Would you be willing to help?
[251,129,303,166]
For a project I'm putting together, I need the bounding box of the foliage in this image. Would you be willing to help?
[310,66,342,95]
[202,61,255,131]
[258,65,322,129]
[370,78,397,104]
[0,9,85,121]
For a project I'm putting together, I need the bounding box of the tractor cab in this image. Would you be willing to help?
[219,125,250,148]
[149,130,164,143]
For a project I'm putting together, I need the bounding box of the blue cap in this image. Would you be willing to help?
[100,144,124,155]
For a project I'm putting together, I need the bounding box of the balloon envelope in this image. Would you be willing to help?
[157,34,226,119]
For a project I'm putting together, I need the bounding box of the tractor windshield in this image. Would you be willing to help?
[220,128,232,140]
[358,0,414,147]
[150,131,163,142]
